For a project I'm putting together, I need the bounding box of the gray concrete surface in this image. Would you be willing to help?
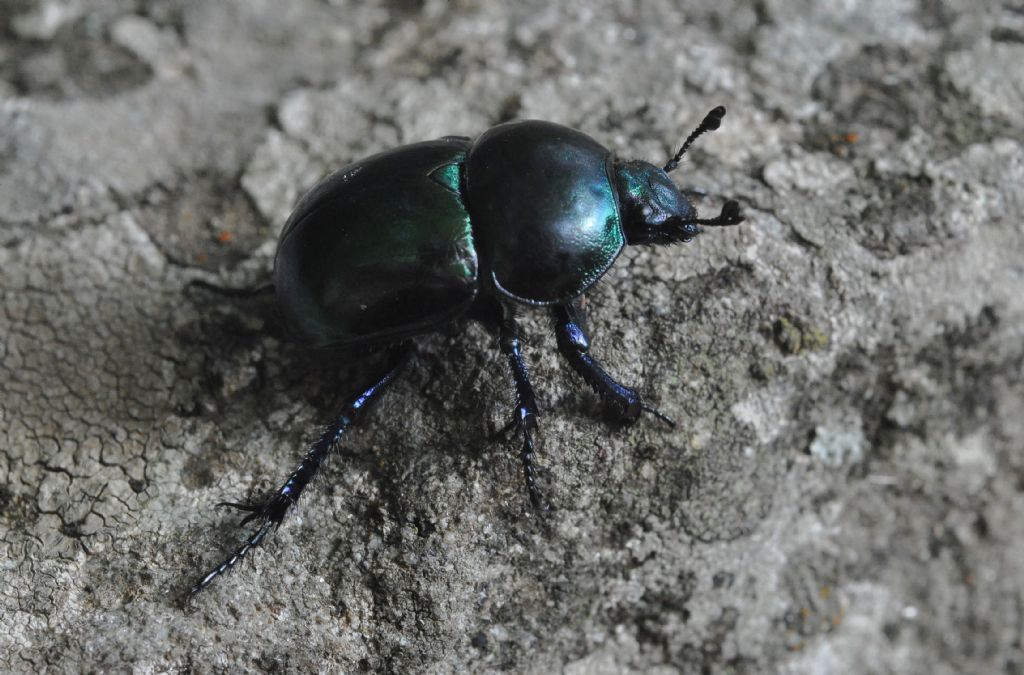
[2,0,1022,672]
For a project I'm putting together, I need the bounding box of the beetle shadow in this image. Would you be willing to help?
[179,282,403,414]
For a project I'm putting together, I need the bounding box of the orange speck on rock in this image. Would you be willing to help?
[216,230,234,244]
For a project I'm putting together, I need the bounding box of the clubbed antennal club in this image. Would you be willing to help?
[687,199,744,227]
[658,200,744,243]
[663,106,727,174]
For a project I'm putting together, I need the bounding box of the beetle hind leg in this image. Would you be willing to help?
[552,301,675,427]
[188,345,411,597]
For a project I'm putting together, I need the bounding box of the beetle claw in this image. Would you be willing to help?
[215,497,291,528]
[216,500,265,526]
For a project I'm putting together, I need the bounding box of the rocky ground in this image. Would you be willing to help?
[2,0,1022,672]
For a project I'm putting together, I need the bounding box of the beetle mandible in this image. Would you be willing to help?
[190,106,744,595]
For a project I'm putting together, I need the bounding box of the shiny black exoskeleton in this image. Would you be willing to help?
[190,107,745,595]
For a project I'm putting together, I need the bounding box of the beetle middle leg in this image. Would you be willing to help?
[189,344,412,597]
[552,301,675,427]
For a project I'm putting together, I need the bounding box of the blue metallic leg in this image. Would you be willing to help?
[553,302,675,427]
[495,314,549,512]
[189,345,411,596]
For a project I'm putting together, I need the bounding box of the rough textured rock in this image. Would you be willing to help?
[2,1,1022,672]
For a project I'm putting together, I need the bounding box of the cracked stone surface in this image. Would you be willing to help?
[2,1,1022,672]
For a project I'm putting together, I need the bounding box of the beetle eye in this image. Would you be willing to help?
[641,205,653,218]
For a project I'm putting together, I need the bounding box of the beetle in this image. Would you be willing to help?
[189,106,744,595]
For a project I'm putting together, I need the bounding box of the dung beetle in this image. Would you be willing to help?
[190,106,744,595]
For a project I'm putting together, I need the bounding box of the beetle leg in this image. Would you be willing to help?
[184,278,275,298]
[188,345,411,597]
[497,316,550,512]
[552,302,675,428]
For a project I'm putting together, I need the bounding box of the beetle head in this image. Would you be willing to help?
[614,106,744,246]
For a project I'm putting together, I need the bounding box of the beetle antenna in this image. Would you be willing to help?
[686,200,744,227]
[663,106,726,174]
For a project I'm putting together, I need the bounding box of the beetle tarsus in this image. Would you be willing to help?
[518,418,549,512]
[189,519,275,599]
[641,403,677,428]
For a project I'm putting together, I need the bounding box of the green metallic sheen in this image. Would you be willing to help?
[613,160,697,245]
[427,161,462,195]
[614,160,695,225]
[464,121,625,305]
[274,139,477,349]
[615,161,654,202]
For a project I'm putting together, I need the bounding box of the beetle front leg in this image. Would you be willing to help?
[495,315,550,512]
[552,302,675,427]
[188,345,412,597]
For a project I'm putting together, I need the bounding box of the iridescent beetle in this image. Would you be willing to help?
[191,106,744,594]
